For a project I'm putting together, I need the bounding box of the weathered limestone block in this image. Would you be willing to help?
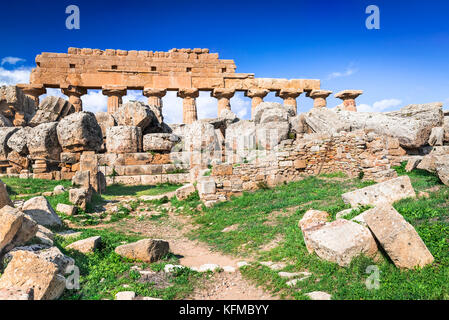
[114,101,155,131]
[69,187,91,210]
[56,203,77,216]
[95,111,116,138]
[405,157,422,172]
[443,116,449,142]
[35,225,54,246]
[7,151,30,171]
[0,127,19,160]
[56,112,103,152]
[27,122,61,161]
[0,184,13,217]
[7,127,32,155]
[115,239,169,263]
[225,120,256,163]
[143,133,180,152]
[338,102,443,149]
[341,176,416,207]
[0,205,24,252]
[175,183,196,200]
[289,115,305,134]
[256,121,290,150]
[0,288,33,300]
[304,219,379,267]
[29,96,75,127]
[198,178,216,196]
[428,127,444,146]
[66,236,101,254]
[22,196,62,227]
[302,108,350,134]
[184,121,221,166]
[0,250,66,300]
[79,152,105,193]
[60,152,81,164]
[253,102,292,124]
[363,204,434,269]
[417,146,449,172]
[0,85,36,126]
[298,210,330,231]
[434,155,449,186]
[3,209,38,252]
[106,126,142,153]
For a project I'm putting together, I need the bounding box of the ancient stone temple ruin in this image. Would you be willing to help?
[20,47,324,122]
[4,47,444,209]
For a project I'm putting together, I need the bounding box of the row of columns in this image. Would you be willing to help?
[18,84,364,125]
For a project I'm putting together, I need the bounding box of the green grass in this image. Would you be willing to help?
[174,166,449,300]
[2,177,72,200]
[102,183,181,200]
[56,228,205,300]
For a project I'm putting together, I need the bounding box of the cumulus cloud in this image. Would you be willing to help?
[358,99,402,112]
[327,64,358,80]
[82,90,108,113]
[1,57,25,66]
[0,66,32,85]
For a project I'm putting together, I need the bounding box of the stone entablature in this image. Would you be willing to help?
[30,47,320,92]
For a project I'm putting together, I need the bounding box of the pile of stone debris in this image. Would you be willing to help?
[298,176,434,269]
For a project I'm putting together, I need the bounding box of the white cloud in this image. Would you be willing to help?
[1,57,25,66]
[81,90,108,113]
[358,99,402,112]
[327,65,358,80]
[0,66,32,85]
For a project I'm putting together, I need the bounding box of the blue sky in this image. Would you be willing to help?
[1,0,448,122]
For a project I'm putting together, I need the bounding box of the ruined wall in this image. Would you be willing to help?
[200,130,406,202]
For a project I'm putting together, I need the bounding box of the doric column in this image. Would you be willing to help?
[61,85,87,112]
[335,90,363,112]
[143,88,167,122]
[102,85,127,114]
[275,89,302,115]
[16,84,46,107]
[178,88,199,124]
[307,90,333,108]
[245,89,269,118]
[211,88,235,116]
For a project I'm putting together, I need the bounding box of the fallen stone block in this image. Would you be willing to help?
[106,126,142,154]
[27,122,61,161]
[29,96,75,126]
[143,133,180,152]
[0,205,24,252]
[22,196,62,227]
[7,126,32,155]
[115,291,136,300]
[115,239,169,263]
[405,157,422,172]
[304,219,379,267]
[95,111,116,138]
[69,188,91,210]
[56,203,77,216]
[429,127,444,146]
[114,101,155,130]
[56,111,103,152]
[0,179,14,209]
[298,210,330,231]
[306,291,332,300]
[363,204,434,269]
[66,236,101,254]
[341,176,416,207]
[0,288,34,300]
[0,127,19,160]
[175,183,196,200]
[35,225,54,246]
[0,250,66,300]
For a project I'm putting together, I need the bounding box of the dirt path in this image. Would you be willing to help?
[86,194,278,300]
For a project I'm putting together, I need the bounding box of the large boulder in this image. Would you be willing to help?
[115,239,169,263]
[417,146,449,173]
[29,96,75,127]
[183,121,221,166]
[56,112,103,152]
[341,176,416,207]
[253,102,292,124]
[143,133,180,152]
[0,250,66,300]
[114,101,155,131]
[106,126,142,154]
[27,122,61,161]
[225,120,257,163]
[304,219,379,267]
[337,102,443,149]
[95,112,116,138]
[22,196,62,227]
[434,155,449,186]
[301,108,350,134]
[428,127,444,146]
[363,204,434,269]
[0,127,19,160]
[0,205,23,252]
[0,85,36,126]
[7,127,33,155]
[2,208,38,252]
[256,121,290,150]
